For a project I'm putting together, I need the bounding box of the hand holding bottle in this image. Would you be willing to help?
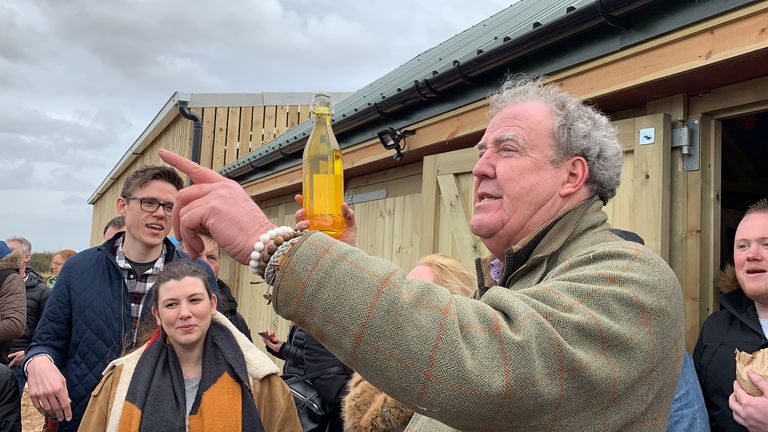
[302,92,347,237]
[294,194,356,246]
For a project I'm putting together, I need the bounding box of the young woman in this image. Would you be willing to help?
[47,249,76,289]
[79,261,301,431]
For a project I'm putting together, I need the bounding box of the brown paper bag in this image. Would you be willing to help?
[735,348,768,396]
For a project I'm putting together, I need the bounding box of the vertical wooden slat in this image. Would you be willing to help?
[238,107,253,160]
[700,116,721,324]
[263,106,278,142]
[276,105,289,136]
[420,155,439,257]
[225,107,241,166]
[391,195,405,268]
[200,108,216,169]
[250,106,265,152]
[287,105,300,130]
[299,105,311,123]
[212,107,228,170]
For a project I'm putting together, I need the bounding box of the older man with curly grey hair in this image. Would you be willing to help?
[159,76,684,432]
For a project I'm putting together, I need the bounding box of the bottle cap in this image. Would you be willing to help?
[311,92,332,114]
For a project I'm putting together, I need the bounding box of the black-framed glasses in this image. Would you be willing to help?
[124,196,174,216]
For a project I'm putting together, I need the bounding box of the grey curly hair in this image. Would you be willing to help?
[488,76,623,203]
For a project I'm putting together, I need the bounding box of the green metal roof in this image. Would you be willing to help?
[221,0,758,184]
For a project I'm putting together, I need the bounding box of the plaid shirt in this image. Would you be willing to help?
[114,238,166,344]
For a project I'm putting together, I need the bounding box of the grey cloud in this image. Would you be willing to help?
[0,3,46,63]
[0,159,96,192]
[0,105,131,160]
[61,195,87,206]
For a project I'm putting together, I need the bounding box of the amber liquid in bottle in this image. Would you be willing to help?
[302,93,345,237]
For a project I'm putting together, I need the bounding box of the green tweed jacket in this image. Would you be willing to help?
[272,198,684,431]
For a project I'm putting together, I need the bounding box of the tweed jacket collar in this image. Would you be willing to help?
[476,196,602,293]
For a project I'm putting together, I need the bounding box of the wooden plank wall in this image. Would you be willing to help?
[89,116,193,246]
[196,104,311,171]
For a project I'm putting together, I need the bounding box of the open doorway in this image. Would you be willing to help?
[719,110,768,270]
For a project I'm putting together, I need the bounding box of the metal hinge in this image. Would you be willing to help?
[344,188,388,204]
[671,117,701,171]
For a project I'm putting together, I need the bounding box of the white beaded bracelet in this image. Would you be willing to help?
[249,226,294,276]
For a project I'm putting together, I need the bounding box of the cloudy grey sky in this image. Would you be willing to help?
[0,0,512,253]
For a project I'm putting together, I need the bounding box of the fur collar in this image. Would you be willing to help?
[718,265,740,293]
[0,249,23,272]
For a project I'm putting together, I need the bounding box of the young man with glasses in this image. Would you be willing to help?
[23,165,219,432]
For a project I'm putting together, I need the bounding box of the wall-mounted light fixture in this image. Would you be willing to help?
[376,127,415,161]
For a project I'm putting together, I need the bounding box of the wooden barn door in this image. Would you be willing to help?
[420,113,672,269]
[606,113,672,260]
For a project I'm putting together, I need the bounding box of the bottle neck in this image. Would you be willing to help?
[313,111,332,126]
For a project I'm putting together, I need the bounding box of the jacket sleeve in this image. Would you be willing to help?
[25,264,74,367]
[79,367,118,432]
[304,332,350,405]
[271,232,684,431]
[26,282,52,345]
[0,273,26,342]
[692,317,717,427]
[252,373,302,432]
[273,341,304,366]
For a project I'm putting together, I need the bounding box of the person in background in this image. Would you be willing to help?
[161,76,684,431]
[261,324,352,432]
[5,237,51,395]
[24,166,220,432]
[102,215,126,241]
[79,261,300,431]
[179,233,252,340]
[343,253,475,432]
[694,198,768,432]
[0,240,26,432]
[47,249,77,289]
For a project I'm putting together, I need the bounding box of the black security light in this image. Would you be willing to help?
[376,127,415,161]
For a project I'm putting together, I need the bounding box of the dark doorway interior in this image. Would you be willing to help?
[719,110,768,272]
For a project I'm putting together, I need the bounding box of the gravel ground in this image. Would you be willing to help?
[21,388,46,431]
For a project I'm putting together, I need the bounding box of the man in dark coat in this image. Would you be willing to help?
[262,325,352,432]
[5,236,51,394]
[694,198,768,431]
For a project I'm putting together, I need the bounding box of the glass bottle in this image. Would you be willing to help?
[302,92,345,237]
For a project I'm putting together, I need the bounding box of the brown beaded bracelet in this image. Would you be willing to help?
[248,226,296,277]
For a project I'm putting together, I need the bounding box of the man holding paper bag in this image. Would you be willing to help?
[695,199,768,432]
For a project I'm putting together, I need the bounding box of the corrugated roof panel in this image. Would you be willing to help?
[337,0,594,110]
[222,0,597,174]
